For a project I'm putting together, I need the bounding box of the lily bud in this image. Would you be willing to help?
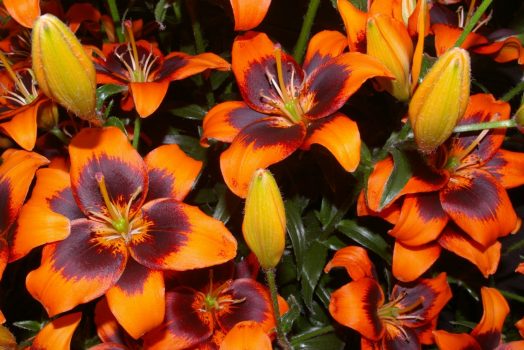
[32,14,97,122]
[367,14,413,102]
[0,325,16,350]
[408,48,470,153]
[242,169,286,269]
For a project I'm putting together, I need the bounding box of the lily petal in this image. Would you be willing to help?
[220,321,272,350]
[26,220,128,316]
[69,127,148,216]
[142,287,214,350]
[438,226,501,278]
[432,24,488,56]
[31,312,82,350]
[485,150,524,189]
[3,0,40,28]
[440,169,517,247]
[302,113,360,172]
[337,0,368,52]
[0,100,41,151]
[230,0,271,31]
[303,30,348,73]
[329,278,385,341]
[144,144,203,202]
[382,323,420,350]
[324,245,376,281]
[0,149,48,233]
[130,198,237,270]
[473,37,524,64]
[389,192,448,247]
[130,81,170,118]
[94,298,129,346]
[434,330,481,350]
[304,52,392,120]
[158,52,230,81]
[106,260,165,339]
[471,287,509,349]
[220,116,306,198]
[393,241,441,282]
[201,101,268,146]
[0,239,7,280]
[10,168,83,262]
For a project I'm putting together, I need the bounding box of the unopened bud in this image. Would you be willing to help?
[32,14,97,122]
[367,14,413,101]
[242,169,286,269]
[408,48,470,153]
[37,101,59,130]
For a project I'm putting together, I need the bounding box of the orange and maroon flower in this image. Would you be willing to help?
[142,262,287,349]
[10,127,237,339]
[94,21,230,118]
[325,246,452,349]
[201,30,392,197]
[434,287,524,350]
[359,94,524,281]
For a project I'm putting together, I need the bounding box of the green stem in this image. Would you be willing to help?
[107,0,125,43]
[499,289,524,304]
[454,0,493,48]
[132,116,142,149]
[264,268,291,350]
[452,119,516,133]
[172,0,183,24]
[501,81,524,102]
[49,127,70,145]
[292,0,321,63]
[290,326,335,345]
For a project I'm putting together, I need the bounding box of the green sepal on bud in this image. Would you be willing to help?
[242,169,286,269]
[515,103,524,133]
[32,14,98,122]
[408,47,470,153]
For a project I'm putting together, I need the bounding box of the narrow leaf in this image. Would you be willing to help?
[301,240,328,310]
[379,148,412,210]
[336,220,392,264]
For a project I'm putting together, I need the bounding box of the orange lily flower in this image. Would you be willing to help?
[359,94,524,281]
[434,287,524,350]
[3,0,40,28]
[28,312,82,350]
[10,127,237,339]
[142,262,287,349]
[230,0,271,31]
[94,21,231,118]
[201,30,392,197]
[325,246,452,349]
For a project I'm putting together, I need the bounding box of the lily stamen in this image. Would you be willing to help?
[0,51,37,103]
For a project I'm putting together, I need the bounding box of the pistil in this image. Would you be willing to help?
[272,45,303,123]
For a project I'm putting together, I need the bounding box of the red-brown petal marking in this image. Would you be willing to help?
[0,239,7,280]
[451,94,510,163]
[220,117,306,198]
[69,127,148,215]
[31,312,81,350]
[329,278,385,341]
[144,144,203,202]
[232,32,304,115]
[304,52,392,120]
[0,100,41,151]
[0,149,48,233]
[303,31,348,74]
[389,193,448,247]
[432,24,488,56]
[216,279,274,334]
[10,168,83,262]
[106,260,165,339]
[471,287,509,349]
[324,245,376,281]
[302,113,361,172]
[433,330,481,350]
[440,169,517,247]
[337,0,368,52]
[129,198,237,270]
[485,150,524,189]
[230,0,271,31]
[391,272,452,328]
[130,81,170,118]
[26,220,128,316]
[201,101,268,147]
[142,288,213,350]
[392,242,441,282]
[357,191,401,225]
[438,226,501,278]
[219,320,272,350]
[3,0,40,28]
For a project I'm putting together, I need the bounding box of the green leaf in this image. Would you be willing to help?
[281,295,301,333]
[154,0,169,29]
[163,128,207,160]
[169,104,208,120]
[292,332,345,350]
[286,199,307,278]
[379,148,413,210]
[13,320,44,332]
[212,184,241,224]
[314,197,337,227]
[96,84,127,112]
[336,220,392,264]
[300,240,328,310]
[104,117,128,135]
